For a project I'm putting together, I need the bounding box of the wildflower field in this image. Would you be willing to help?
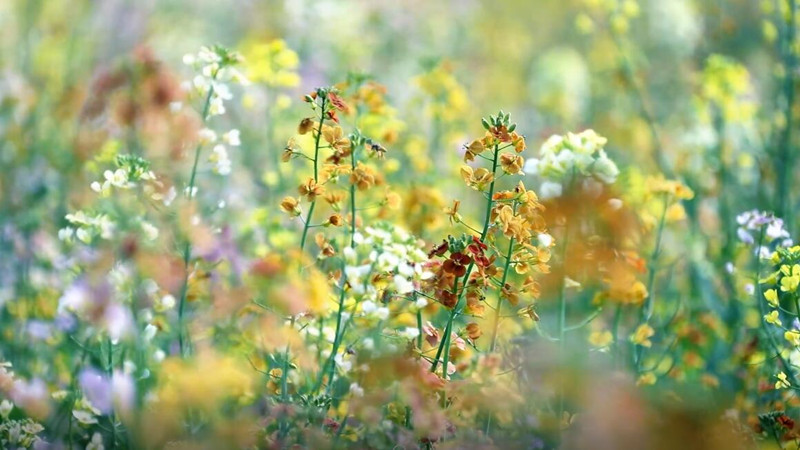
[4,0,800,448]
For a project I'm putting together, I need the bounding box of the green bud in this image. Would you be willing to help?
[482,118,491,130]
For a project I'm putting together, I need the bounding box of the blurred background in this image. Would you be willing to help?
[1,0,798,446]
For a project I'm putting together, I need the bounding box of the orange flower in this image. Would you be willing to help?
[280,196,301,216]
[464,139,485,162]
[500,153,524,174]
[322,125,351,152]
[327,91,350,114]
[511,132,525,152]
[465,323,482,340]
[326,213,344,227]
[350,162,377,191]
[298,118,315,135]
[298,178,325,201]
[323,191,345,211]
[460,165,494,191]
[444,200,462,224]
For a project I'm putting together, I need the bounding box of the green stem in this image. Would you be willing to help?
[776,0,797,230]
[635,194,668,371]
[490,234,516,352]
[430,143,500,374]
[299,96,327,252]
[556,220,571,422]
[177,82,215,357]
[643,193,668,322]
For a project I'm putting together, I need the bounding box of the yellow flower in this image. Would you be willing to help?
[636,372,656,386]
[631,324,654,347]
[780,264,800,292]
[764,310,782,327]
[786,330,800,347]
[776,371,791,389]
[764,289,780,308]
[588,330,613,348]
[240,39,300,87]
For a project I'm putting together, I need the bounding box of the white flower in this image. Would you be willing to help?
[86,432,104,450]
[393,275,414,294]
[72,410,98,425]
[58,227,74,242]
[401,327,420,340]
[0,399,13,418]
[184,186,198,198]
[209,145,232,175]
[208,97,226,116]
[222,129,241,146]
[539,181,563,200]
[142,324,158,341]
[334,353,352,372]
[198,128,217,145]
[163,186,177,206]
[523,157,540,175]
[593,150,619,184]
[141,222,159,241]
[153,350,166,362]
[157,294,176,311]
[349,382,364,397]
[538,233,553,247]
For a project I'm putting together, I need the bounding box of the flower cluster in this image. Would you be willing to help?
[183,46,246,177]
[240,39,300,88]
[736,210,792,256]
[344,224,433,302]
[524,129,619,199]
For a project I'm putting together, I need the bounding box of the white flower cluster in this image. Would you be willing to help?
[0,418,44,449]
[524,129,619,199]
[182,46,248,118]
[61,155,169,244]
[343,224,434,319]
[90,156,156,197]
[61,211,115,243]
[736,209,792,257]
[183,46,246,178]
[199,128,241,176]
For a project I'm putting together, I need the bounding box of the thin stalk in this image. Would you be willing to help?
[490,233,516,352]
[177,82,215,357]
[431,143,500,374]
[643,194,669,322]
[635,194,668,370]
[280,96,327,439]
[776,0,797,229]
[299,96,327,251]
[107,339,118,449]
[314,116,357,394]
[416,307,424,349]
[556,223,570,421]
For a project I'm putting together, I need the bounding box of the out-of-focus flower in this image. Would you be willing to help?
[631,323,654,347]
[240,39,300,87]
